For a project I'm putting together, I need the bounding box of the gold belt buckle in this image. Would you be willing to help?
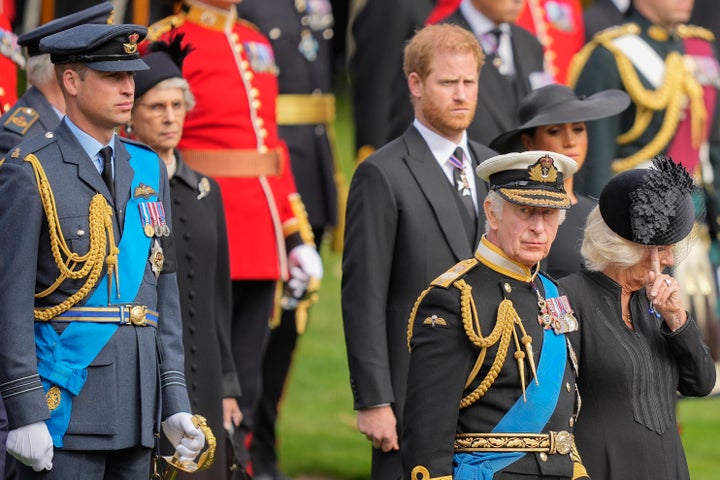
[550,430,573,455]
[129,305,148,326]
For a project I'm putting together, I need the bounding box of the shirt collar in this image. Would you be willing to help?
[475,235,535,282]
[413,118,470,166]
[63,116,114,160]
[459,0,511,39]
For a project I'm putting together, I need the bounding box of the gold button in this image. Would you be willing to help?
[256,117,264,126]
[250,87,260,98]
[231,32,239,42]
[259,145,269,153]
[566,382,571,392]
[252,99,262,109]
[241,60,250,70]
[569,417,575,427]
[244,71,254,81]
[503,283,512,293]
[259,128,267,138]
[269,28,281,40]
[539,453,548,462]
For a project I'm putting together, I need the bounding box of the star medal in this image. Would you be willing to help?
[150,239,164,278]
[546,295,579,334]
[138,202,155,237]
[298,29,319,62]
[458,170,471,197]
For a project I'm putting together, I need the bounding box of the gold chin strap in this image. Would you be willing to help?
[23,153,118,320]
[160,415,216,480]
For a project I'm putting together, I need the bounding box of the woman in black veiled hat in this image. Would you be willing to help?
[126,34,243,480]
[558,155,716,480]
[490,83,630,278]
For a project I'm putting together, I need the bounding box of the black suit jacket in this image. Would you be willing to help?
[342,125,494,420]
[441,12,547,145]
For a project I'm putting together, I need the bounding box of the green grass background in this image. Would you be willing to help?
[271,80,720,479]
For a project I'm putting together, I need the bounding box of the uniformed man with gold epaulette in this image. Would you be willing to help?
[0,22,207,479]
[0,2,115,157]
[234,1,337,479]
[403,151,589,480]
[568,0,720,359]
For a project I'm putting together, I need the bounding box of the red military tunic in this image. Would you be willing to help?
[147,1,308,281]
[516,0,585,85]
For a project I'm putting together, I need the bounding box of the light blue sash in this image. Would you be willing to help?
[35,144,159,446]
[454,274,567,479]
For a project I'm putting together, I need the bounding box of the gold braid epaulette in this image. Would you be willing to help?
[677,24,715,41]
[568,22,707,173]
[145,14,186,43]
[406,258,537,408]
[23,153,118,320]
[567,23,640,87]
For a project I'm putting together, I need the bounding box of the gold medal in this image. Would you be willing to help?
[144,223,154,237]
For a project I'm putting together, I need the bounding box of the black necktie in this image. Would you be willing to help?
[100,146,114,198]
[451,147,476,220]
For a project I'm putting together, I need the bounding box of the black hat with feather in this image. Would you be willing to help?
[134,33,192,99]
[599,155,696,246]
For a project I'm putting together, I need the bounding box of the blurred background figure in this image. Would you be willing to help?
[560,155,716,479]
[434,0,552,145]
[583,0,631,41]
[147,0,323,472]
[347,0,435,163]
[569,0,720,359]
[234,1,338,479]
[0,2,113,157]
[427,0,584,85]
[489,84,630,278]
[128,33,243,480]
[0,1,22,115]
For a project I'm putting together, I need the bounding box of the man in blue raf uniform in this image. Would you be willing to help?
[403,151,589,479]
[0,23,205,479]
[0,2,115,157]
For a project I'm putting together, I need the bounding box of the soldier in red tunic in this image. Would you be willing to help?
[147,0,323,470]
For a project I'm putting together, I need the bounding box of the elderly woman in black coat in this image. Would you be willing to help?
[127,36,243,479]
[559,155,716,480]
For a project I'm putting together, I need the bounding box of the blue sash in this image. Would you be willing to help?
[35,144,159,446]
[454,274,567,479]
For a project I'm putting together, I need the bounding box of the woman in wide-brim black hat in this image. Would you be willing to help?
[489,83,630,278]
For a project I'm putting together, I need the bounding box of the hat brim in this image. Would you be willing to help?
[86,58,149,72]
[489,89,631,154]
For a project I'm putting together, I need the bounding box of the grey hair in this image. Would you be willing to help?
[26,54,56,86]
[484,189,567,233]
[137,76,196,111]
[580,206,646,271]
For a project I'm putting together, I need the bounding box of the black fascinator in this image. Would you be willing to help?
[134,32,193,99]
[599,155,696,246]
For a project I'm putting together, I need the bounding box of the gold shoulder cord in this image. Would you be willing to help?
[406,278,537,409]
[24,153,118,320]
[456,279,536,408]
[568,24,707,173]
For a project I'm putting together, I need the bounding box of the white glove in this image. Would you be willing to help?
[162,412,206,461]
[287,244,323,297]
[7,421,54,472]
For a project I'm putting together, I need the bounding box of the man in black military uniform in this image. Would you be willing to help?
[402,150,589,479]
[0,2,114,157]
[234,2,338,478]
